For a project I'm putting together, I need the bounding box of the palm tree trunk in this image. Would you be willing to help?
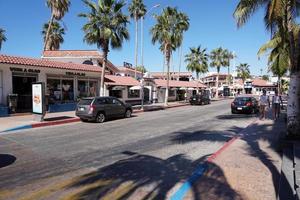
[165,45,170,107]
[134,16,138,79]
[287,2,300,136]
[43,13,54,51]
[100,45,108,97]
[215,69,220,99]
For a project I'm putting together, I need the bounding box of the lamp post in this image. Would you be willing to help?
[140,4,160,69]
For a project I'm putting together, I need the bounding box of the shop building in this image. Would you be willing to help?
[0,54,103,114]
[148,72,193,81]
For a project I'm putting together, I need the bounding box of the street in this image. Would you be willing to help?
[0,99,257,199]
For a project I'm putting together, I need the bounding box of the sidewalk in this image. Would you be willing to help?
[0,101,190,133]
[183,113,286,200]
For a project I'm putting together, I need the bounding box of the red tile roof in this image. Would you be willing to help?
[42,50,102,57]
[154,79,206,88]
[0,54,103,73]
[105,75,140,86]
[118,66,143,74]
[252,78,276,87]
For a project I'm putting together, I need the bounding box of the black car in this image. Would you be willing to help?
[189,94,211,105]
[76,97,133,123]
[231,96,259,114]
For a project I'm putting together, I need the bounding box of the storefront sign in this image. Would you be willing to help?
[66,72,85,76]
[32,82,45,115]
[10,67,40,73]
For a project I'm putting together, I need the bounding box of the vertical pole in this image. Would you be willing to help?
[141,16,144,70]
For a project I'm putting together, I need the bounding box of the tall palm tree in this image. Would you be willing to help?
[0,28,7,51]
[223,49,235,85]
[185,46,209,79]
[210,47,226,98]
[79,0,129,96]
[42,21,65,50]
[234,0,300,135]
[236,63,251,90]
[128,0,146,79]
[44,0,70,50]
[151,7,189,106]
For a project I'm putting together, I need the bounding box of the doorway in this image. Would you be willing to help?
[12,74,37,112]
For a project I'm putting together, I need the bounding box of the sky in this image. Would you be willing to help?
[0,0,271,76]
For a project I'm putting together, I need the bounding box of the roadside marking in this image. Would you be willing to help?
[170,118,258,200]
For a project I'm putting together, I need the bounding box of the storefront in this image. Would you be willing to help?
[0,54,102,113]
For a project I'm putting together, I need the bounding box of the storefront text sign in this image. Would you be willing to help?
[10,67,40,73]
[66,72,86,76]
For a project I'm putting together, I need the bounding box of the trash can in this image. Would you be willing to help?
[7,94,18,113]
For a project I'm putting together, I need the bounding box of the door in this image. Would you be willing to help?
[109,97,125,117]
[12,75,37,112]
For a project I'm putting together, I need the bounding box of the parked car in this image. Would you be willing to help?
[189,94,211,105]
[76,97,133,123]
[231,96,259,114]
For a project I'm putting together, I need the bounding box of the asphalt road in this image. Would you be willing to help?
[0,99,257,199]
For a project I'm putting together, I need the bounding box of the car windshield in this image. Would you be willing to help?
[78,99,93,105]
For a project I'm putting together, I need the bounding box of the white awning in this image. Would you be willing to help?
[112,86,126,90]
[179,87,187,90]
[187,87,195,90]
[130,85,142,90]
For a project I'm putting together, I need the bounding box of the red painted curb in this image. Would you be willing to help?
[31,118,81,128]
[206,118,258,163]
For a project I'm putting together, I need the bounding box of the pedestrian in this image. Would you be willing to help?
[259,89,270,120]
[272,90,282,120]
[184,92,187,102]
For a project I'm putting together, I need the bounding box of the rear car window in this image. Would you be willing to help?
[78,99,93,105]
[235,97,251,102]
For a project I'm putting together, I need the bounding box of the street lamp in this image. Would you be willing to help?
[140,4,160,70]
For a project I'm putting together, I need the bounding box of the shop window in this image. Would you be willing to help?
[78,80,89,98]
[47,79,61,103]
[62,80,74,102]
[89,81,98,97]
[109,90,123,98]
[128,89,140,98]
[169,90,175,97]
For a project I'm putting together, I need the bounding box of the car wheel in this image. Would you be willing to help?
[96,112,105,123]
[125,109,132,118]
[231,109,236,114]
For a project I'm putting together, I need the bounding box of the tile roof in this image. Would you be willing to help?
[118,67,143,74]
[154,79,207,88]
[252,78,276,87]
[42,50,102,58]
[105,75,140,86]
[0,54,103,73]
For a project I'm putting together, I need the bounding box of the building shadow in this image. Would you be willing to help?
[0,154,16,168]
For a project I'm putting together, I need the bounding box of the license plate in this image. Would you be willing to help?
[79,107,84,111]
[193,98,196,100]
[237,107,242,110]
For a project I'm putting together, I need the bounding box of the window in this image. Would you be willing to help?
[47,77,74,103]
[96,98,107,105]
[47,79,62,103]
[112,98,122,105]
[128,89,140,98]
[78,80,89,98]
[169,90,175,97]
[89,81,97,97]
[109,90,123,98]
[62,80,74,102]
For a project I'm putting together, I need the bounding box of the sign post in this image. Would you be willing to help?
[32,82,46,122]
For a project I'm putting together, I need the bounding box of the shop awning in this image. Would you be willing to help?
[129,85,142,90]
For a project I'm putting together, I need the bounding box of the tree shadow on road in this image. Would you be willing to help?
[0,154,16,168]
[62,152,242,200]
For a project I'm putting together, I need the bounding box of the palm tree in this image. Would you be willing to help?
[234,0,300,135]
[151,7,189,106]
[0,28,7,51]
[79,0,129,96]
[210,47,226,98]
[42,21,65,50]
[236,63,251,88]
[128,0,146,79]
[185,46,209,80]
[44,0,70,50]
[223,49,235,85]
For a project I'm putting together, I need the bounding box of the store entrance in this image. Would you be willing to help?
[12,75,37,112]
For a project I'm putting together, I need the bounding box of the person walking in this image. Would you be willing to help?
[272,90,282,120]
[259,90,270,120]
